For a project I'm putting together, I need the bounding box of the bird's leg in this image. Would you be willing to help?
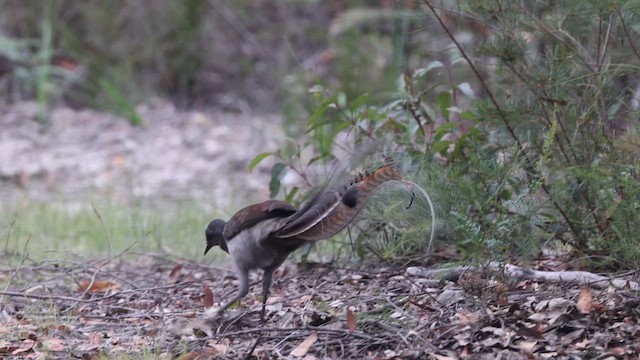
[260,267,275,321]
[215,267,250,316]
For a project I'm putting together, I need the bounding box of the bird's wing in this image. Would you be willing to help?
[223,200,297,240]
[274,190,342,238]
[293,163,403,241]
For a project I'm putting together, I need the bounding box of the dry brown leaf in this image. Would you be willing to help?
[77,280,121,293]
[203,285,214,308]
[51,324,71,334]
[12,339,35,355]
[178,348,225,360]
[591,302,607,314]
[515,340,537,352]
[0,341,19,354]
[346,308,357,333]
[76,343,100,353]
[460,346,470,358]
[290,332,318,357]
[88,332,102,345]
[168,264,184,284]
[208,344,228,354]
[575,337,592,349]
[608,347,626,356]
[43,338,65,352]
[576,286,593,314]
[456,309,480,325]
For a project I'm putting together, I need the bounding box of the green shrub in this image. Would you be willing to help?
[267,0,640,269]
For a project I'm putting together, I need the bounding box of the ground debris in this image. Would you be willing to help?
[1,255,639,358]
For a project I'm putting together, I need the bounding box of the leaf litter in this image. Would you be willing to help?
[0,254,639,359]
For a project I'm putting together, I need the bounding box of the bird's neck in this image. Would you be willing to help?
[219,238,229,253]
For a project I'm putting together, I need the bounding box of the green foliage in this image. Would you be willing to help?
[249,152,272,173]
[0,0,207,112]
[0,5,81,121]
[273,1,640,269]
[35,0,53,122]
[2,1,638,269]
[269,162,288,199]
[0,0,346,113]
[449,0,640,268]
[454,0,640,268]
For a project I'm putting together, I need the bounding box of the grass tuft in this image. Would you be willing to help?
[0,197,216,265]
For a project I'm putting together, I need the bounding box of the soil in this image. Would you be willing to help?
[0,100,283,206]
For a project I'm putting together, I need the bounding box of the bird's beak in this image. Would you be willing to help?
[204,243,214,255]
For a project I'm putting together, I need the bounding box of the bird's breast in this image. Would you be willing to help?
[226,218,289,270]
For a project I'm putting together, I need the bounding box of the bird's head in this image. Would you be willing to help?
[205,219,228,255]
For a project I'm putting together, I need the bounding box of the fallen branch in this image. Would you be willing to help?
[187,326,384,343]
[406,262,639,290]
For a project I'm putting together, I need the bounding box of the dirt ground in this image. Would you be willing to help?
[1,103,640,359]
[2,253,640,359]
[0,100,282,205]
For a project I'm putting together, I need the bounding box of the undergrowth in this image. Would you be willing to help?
[258,1,640,270]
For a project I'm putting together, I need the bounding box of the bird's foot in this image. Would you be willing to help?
[200,306,252,331]
[202,306,224,322]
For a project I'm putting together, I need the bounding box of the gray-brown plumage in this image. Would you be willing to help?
[204,164,403,319]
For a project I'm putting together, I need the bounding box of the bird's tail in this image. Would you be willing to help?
[276,163,404,241]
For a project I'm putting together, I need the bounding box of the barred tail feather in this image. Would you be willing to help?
[294,164,403,241]
[275,190,341,238]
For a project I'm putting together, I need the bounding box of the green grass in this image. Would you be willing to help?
[1,196,216,265]
[0,195,218,360]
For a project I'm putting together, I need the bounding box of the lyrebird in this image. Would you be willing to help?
[204,163,432,320]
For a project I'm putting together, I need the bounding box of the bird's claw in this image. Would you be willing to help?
[202,307,224,323]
